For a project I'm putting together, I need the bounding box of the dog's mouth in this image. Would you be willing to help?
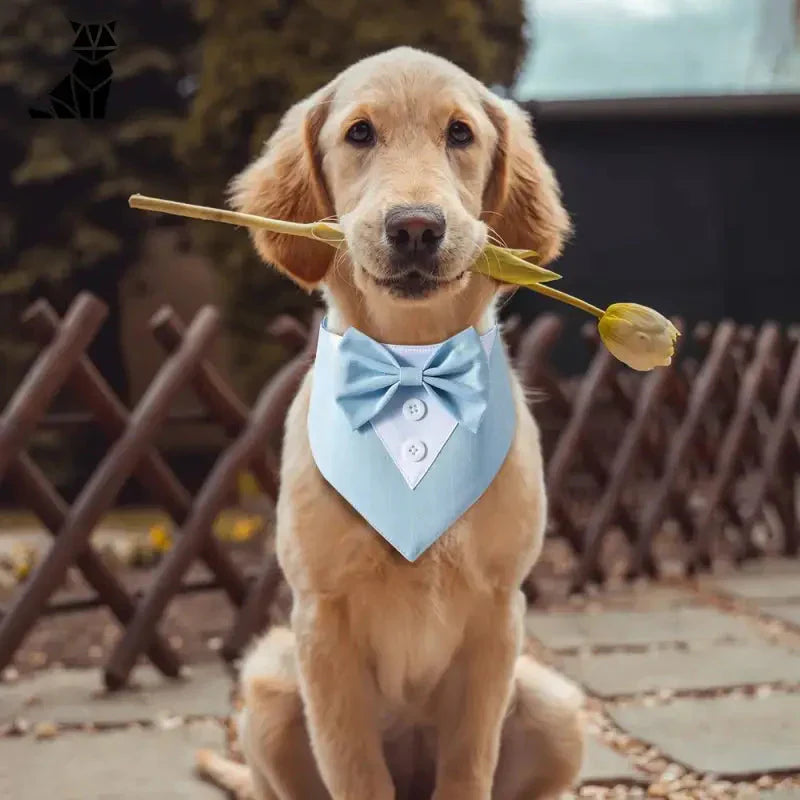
[370,268,468,299]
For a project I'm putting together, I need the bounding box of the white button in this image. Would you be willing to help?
[402,397,427,421]
[402,438,427,462]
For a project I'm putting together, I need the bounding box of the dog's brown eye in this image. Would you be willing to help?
[447,120,473,147]
[346,121,375,146]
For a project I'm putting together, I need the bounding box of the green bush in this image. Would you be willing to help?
[0,0,197,403]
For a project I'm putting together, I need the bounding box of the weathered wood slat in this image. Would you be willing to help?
[0,307,219,677]
[0,291,797,687]
[691,323,782,569]
[23,302,248,610]
[0,294,106,482]
[630,321,737,577]
[5,452,181,675]
[104,315,320,687]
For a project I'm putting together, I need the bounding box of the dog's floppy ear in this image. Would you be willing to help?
[481,96,571,266]
[229,89,335,289]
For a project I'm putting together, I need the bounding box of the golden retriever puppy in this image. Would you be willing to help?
[198,47,583,800]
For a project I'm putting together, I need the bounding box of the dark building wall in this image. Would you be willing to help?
[508,98,800,371]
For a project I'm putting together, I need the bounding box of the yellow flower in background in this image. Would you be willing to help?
[598,303,680,371]
[148,523,173,553]
[230,515,263,542]
[11,543,37,580]
[237,470,262,501]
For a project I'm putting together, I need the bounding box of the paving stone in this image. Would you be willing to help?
[579,736,648,783]
[705,572,800,602]
[583,584,699,611]
[760,602,800,628]
[559,643,800,697]
[527,607,759,650]
[609,694,800,776]
[0,662,232,725]
[0,720,225,800]
[739,558,800,576]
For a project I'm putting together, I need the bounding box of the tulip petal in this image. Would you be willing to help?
[472,245,561,286]
[598,303,679,371]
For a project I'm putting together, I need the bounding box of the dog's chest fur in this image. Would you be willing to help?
[276,367,546,716]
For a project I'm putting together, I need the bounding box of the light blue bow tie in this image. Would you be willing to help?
[334,326,490,433]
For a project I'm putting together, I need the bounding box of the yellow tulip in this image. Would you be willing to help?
[128,195,678,370]
[129,195,556,285]
[598,303,679,371]
[515,284,678,370]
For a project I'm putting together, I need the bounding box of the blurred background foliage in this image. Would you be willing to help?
[0,0,197,493]
[0,0,528,407]
[1,0,197,403]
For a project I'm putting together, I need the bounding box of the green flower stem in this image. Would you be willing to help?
[527,283,605,318]
[129,195,323,239]
[129,194,606,318]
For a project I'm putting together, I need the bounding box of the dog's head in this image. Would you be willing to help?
[231,48,569,338]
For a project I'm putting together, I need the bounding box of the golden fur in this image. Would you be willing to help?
[198,47,583,800]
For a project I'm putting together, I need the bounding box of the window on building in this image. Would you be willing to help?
[515,0,800,100]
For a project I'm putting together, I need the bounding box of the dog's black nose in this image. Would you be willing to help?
[385,205,445,259]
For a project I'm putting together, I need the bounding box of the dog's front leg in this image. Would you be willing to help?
[293,596,395,800]
[432,591,523,800]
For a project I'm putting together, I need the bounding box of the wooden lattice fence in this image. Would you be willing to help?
[0,292,797,687]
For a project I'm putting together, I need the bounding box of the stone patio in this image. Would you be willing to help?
[526,606,761,650]
[580,736,650,784]
[0,662,232,726]
[559,641,800,697]
[0,721,226,799]
[0,559,798,799]
[609,694,800,776]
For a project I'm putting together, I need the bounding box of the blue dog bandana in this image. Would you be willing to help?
[308,318,516,561]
